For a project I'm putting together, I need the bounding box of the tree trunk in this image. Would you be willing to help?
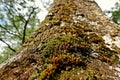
[0,0,120,79]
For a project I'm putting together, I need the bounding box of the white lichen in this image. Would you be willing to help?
[88,21,98,25]
[109,66,113,70]
[102,34,113,50]
[90,52,99,58]
[103,34,120,50]
[60,21,65,27]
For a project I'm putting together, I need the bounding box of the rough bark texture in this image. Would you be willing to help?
[1,0,120,80]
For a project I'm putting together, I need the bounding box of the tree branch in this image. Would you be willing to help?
[5,5,23,37]
[0,25,22,39]
[22,7,36,44]
[0,38,16,52]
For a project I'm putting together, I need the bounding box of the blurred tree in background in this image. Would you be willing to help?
[106,0,120,25]
[0,0,52,64]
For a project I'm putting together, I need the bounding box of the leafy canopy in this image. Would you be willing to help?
[0,0,52,64]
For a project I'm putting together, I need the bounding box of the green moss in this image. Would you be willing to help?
[56,35,71,42]
[28,71,40,80]
[42,39,62,57]
[84,27,93,32]
[50,19,61,25]
[42,35,72,57]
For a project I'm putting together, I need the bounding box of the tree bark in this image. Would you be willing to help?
[0,0,120,79]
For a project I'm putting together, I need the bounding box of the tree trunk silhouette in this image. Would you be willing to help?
[1,0,120,79]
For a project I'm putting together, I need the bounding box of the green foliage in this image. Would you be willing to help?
[112,10,120,24]
[0,47,14,64]
[106,1,120,24]
[0,0,52,64]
